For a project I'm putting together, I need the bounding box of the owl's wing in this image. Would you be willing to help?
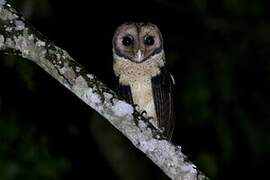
[152,67,175,140]
[117,82,134,105]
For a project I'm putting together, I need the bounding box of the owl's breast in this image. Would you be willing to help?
[129,77,158,126]
[113,58,161,86]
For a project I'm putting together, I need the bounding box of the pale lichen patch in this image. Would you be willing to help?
[28,34,34,40]
[103,92,113,100]
[138,119,147,129]
[15,20,25,30]
[14,34,30,55]
[59,64,68,74]
[61,50,71,59]
[82,88,103,112]
[86,74,94,79]
[57,62,76,84]
[137,120,154,137]
[36,40,45,47]
[5,37,14,46]
[0,0,6,6]
[0,35,4,48]
[0,6,18,20]
[139,138,166,153]
[181,164,197,174]
[75,66,81,73]
[112,100,134,117]
[71,75,88,97]
[10,30,46,63]
[89,92,101,104]
[5,27,12,32]
[57,60,63,66]
[83,88,100,105]
[56,52,61,60]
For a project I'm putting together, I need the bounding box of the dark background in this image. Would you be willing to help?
[0,0,269,179]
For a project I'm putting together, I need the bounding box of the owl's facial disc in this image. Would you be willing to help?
[113,22,163,63]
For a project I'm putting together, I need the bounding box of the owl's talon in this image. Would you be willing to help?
[147,117,155,126]
[147,116,154,121]
[140,110,147,117]
[110,96,117,104]
[132,104,140,111]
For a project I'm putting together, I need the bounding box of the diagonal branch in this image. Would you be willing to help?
[0,1,208,180]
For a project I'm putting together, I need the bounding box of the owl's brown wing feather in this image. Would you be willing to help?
[117,82,134,105]
[152,67,175,140]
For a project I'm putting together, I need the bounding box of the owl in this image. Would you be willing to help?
[112,22,175,140]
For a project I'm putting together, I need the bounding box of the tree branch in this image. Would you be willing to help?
[0,1,208,180]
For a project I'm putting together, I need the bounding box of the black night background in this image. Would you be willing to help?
[0,0,269,179]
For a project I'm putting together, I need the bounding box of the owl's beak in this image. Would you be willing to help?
[136,50,143,62]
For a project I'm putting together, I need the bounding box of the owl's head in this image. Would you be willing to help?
[112,22,163,63]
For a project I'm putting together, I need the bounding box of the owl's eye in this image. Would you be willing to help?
[144,36,155,45]
[122,36,133,46]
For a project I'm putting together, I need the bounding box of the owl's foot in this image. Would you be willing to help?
[140,110,148,117]
[132,104,140,111]
[147,116,154,121]
[132,104,143,126]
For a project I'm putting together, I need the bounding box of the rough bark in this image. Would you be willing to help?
[0,1,208,180]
